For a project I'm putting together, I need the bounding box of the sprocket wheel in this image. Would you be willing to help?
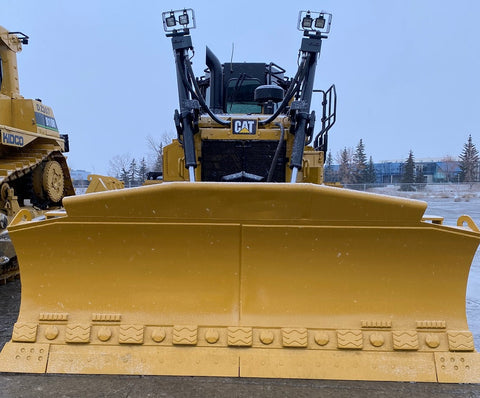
[42,160,65,203]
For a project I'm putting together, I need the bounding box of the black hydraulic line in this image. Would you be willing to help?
[174,51,191,103]
[180,113,197,169]
[258,79,298,125]
[266,123,286,182]
[174,51,229,127]
[258,66,305,125]
[289,113,309,170]
[181,47,308,128]
[290,50,319,171]
[184,57,230,126]
[175,52,199,101]
[174,50,198,169]
[175,51,209,113]
[299,53,317,111]
[258,54,310,126]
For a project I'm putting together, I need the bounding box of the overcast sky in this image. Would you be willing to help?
[3,1,480,174]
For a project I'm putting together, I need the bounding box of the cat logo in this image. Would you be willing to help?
[232,118,257,135]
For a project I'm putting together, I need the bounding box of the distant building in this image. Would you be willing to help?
[326,158,461,184]
[375,158,460,184]
[70,169,91,188]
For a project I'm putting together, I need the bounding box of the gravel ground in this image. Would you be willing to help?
[0,278,19,350]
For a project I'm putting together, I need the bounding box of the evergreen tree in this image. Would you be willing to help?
[120,167,129,185]
[128,158,137,185]
[365,156,377,184]
[415,164,426,189]
[459,134,479,182]
[137,157,148,183]
[352,139,368,183]
[324,151,336,183]
[338,147,353,184]
[400,150,415,191]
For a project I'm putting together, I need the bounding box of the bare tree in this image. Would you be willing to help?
[336,147,354,184]
[440,155,458,182]
[146,132,174,173]
[108,154,133,179]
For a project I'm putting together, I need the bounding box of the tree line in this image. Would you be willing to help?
[108,133,479,186]
[108,135,168,186]
[324,139,377,184]
[400,134,479,190]
[324,134,479,186]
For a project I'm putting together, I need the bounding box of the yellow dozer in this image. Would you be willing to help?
[0,27,74,280]
[1,10,479,383]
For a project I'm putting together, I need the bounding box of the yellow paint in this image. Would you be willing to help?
[0,26,74,220]
[0,182,479,382]
[164,117,323,183]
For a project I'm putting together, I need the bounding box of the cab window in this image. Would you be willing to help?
[225,77,262,114]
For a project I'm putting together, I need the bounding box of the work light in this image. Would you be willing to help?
[179,12,189,26]
[298,10,332,34]
[162,9,196,32]
[165,14,176,28]
[302,14,313,29]
[315,15,326,29]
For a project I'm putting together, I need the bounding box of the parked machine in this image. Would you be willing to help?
[0,27,74,280]
[0,10,479,383]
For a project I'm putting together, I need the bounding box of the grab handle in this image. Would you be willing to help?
[457,215,480,232]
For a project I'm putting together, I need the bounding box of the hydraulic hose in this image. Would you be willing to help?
[258,53,311,126]
[266,123,286,182]
[184,57,230,126]
[174,52,229,127]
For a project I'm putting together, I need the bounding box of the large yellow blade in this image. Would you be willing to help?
[1,183,479,382]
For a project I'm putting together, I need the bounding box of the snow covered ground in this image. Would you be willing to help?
[369,183,480,201]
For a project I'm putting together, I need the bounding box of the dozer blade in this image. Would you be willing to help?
[1,183,479,382]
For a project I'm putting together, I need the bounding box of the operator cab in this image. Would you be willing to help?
[162,9,336,183]
[199,48,290,115]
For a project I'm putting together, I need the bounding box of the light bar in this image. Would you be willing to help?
[162,9,196,32]
[297,10,332,34]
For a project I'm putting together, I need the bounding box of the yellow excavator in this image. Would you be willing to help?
[0,27,75,281]
[0,10,479,383]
